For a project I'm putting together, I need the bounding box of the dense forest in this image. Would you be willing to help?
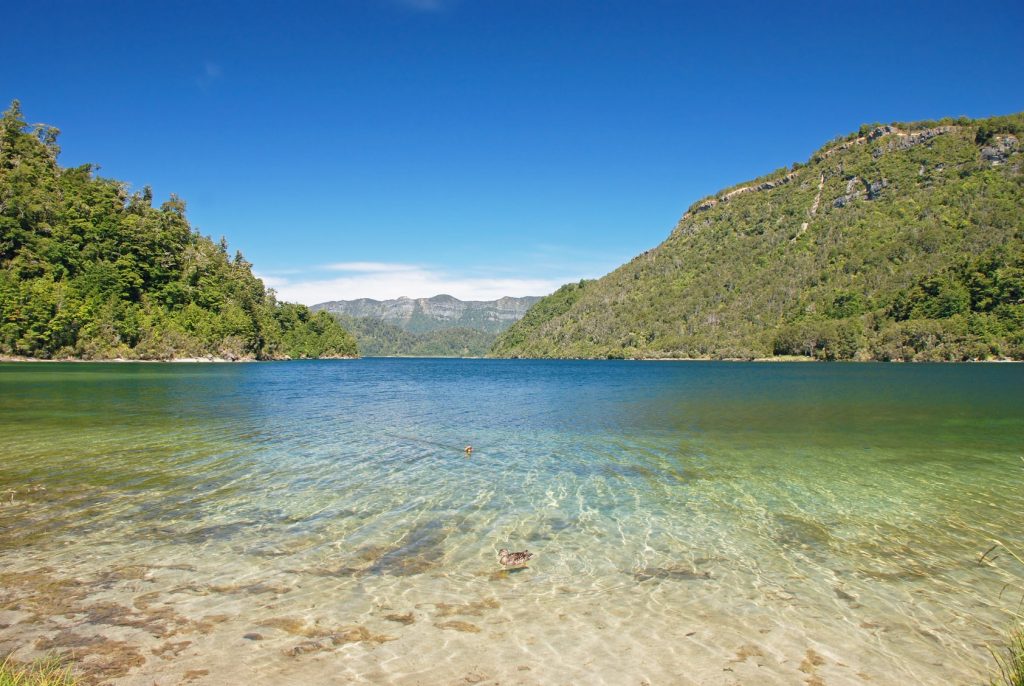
[0,101,356,360]
[492,113,1024,361]
[335,314,496,357]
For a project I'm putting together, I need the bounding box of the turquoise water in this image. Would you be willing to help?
[0,360,1022,685]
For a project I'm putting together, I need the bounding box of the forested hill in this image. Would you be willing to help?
[333,314,497,357]
[492,113,1024,361]
[0,101,356,360]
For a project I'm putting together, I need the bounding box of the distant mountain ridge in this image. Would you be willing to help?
[312,294,542,335]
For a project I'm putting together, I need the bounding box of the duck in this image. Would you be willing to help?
[498,548,533,566]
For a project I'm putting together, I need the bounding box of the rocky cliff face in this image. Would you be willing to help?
[312,295,542,334]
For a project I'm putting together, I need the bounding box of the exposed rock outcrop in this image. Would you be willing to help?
[866,178,889,199]
[981,134,1019,165]
[833,177,862,208]
[685,125,959,222]
[682,172,797,220]
[833,176,888,207]
[872,126,957,157]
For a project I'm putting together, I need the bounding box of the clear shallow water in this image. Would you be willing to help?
[0,359,1022,685]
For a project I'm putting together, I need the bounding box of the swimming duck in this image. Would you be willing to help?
[498,548,533,566]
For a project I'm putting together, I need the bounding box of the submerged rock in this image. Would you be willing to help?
[384,612,415,625]
[773,513,833,552]
[434,620,481,633]
[632,566,712,582]
[434,598,499,617]
[285,640,326,657]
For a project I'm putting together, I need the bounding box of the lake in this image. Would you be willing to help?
[1,359,1022,685]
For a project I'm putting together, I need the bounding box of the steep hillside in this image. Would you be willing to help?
[313,294,540,334]
[492,114,1024,361]
[0,102,357,360]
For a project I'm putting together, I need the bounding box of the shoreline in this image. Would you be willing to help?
[0,355,358,364]
[0,354,1019,364]
[487,355,1022,363]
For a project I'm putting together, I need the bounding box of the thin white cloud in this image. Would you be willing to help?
[196,62,223,89]
[322,261,422,273]
[393,0,449,11]
[253,273,290,289]
[262,262,571,305]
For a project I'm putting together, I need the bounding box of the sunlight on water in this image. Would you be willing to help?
[1,360,1022,685]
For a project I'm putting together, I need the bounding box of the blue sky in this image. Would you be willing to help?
[5,1,1024,303]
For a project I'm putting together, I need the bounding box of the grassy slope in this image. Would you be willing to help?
[492,114,1024,360]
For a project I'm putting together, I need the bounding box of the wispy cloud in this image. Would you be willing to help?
[257,262,574,305]
[322,261,421,273]
[254,274,291,289]
[390,0,451,12]
[196,62,223,90]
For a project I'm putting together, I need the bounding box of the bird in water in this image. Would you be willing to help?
[498,548,533,567]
